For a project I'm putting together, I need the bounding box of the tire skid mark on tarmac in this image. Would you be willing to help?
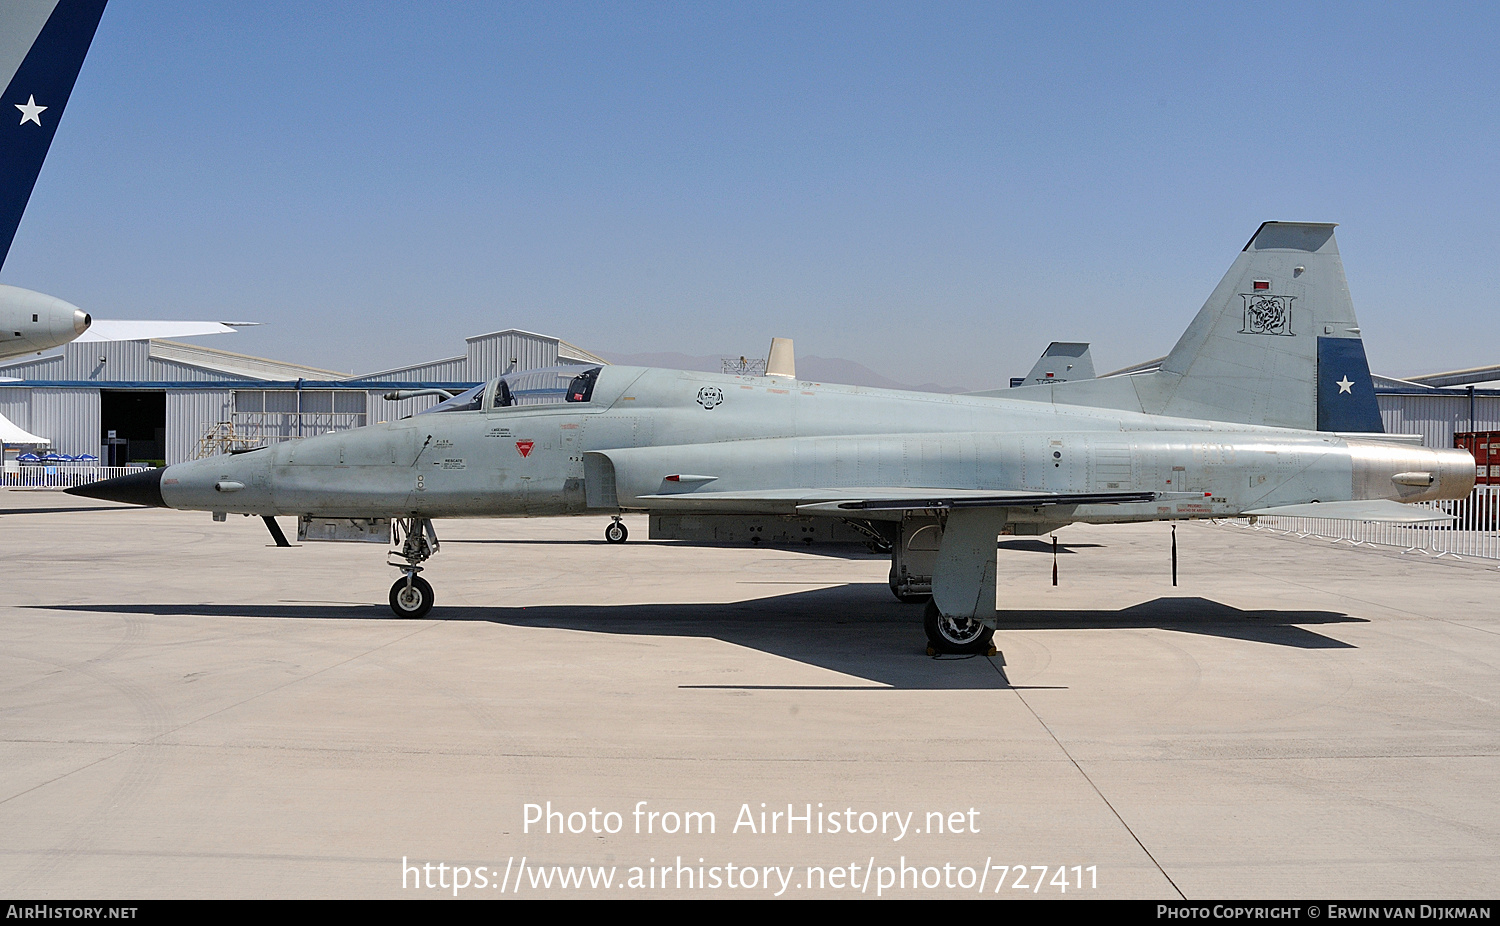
[0,615,441,892]
[1118,627,1205,718]
[360,630,511,734]
[1121,626,1358,738]
[990,630,1052,687]
[3,615,175,893]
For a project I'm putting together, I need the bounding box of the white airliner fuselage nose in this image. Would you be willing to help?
[0,284,91,360]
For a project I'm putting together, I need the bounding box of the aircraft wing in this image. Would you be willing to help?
[1243,499,1453,524]
[633,486,1172,513]
[591,446,1204,516]
[803,490,1160,512]
[74,320,245,342]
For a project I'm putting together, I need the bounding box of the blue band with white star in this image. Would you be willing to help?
[0,0,109,272]
[1317,336,1384,432]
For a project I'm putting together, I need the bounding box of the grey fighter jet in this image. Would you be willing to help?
[71,223,1476,653]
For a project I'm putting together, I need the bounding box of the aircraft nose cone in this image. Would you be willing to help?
[74,310,90,335]
[65,468,166,507]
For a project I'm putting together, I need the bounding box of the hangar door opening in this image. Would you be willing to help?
[100,390,166,466]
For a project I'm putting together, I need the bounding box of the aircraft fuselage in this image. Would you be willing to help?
[0,284,90,360]
[155,365,1474,524]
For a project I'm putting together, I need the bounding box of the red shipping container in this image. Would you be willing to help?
[1455,431,1500,484]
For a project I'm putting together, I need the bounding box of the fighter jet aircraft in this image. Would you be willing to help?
[70,222,1476,653]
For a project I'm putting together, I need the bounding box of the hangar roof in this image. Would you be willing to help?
[147,340,349,381]
[0,329,606,387]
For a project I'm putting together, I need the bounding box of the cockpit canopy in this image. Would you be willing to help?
[492,365,600,408]
[421,365,603,415]
[423,383,485,414]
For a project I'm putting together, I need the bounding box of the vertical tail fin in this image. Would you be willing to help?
[1016,341,1094,387]
[1151,221,1381,431]
[0,0,109,273]
[1014,222,1383,433]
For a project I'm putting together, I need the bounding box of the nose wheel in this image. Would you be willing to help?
[389,573,435,618]
[387,517,440,618]
[605,517,628,544]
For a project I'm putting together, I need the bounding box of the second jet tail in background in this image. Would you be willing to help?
[1007,221,1383,433]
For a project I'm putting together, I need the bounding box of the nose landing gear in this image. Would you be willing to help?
[389,570,434,618]
[388,517,440,618]
[604,516,628,544]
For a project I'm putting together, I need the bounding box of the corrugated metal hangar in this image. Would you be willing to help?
[1373,368,1500,450]
[0,329,605,466]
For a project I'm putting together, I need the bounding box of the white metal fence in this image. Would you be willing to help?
[1217,485,1500,560]
[2,464,155,489]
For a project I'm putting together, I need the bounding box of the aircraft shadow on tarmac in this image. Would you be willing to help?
[0,505,150,516]
[38,586,1361,692]
[996,539,1105,553]
[441,537,1105,562]
[443,537,893,561]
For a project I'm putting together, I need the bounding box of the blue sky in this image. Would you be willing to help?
[5,1,1499,387]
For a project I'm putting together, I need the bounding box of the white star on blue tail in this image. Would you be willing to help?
[15,95,46,126]
[1337,376,1354,394]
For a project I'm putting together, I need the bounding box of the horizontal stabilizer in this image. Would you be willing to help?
[1244,499,1452,524]
[1332,432,1423,446]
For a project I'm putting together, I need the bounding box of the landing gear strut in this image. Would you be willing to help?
[922,509,1003,656]
[889,563,931,604]
[388,517,439,618]
[605,516,628,544]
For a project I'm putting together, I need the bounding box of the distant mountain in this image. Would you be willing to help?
[593,351,723,374]
[596,351,971,394]
[798,356,971,394]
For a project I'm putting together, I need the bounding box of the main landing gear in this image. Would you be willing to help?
[923,600,996,656]
[604,516,628,544]
[388,516,440,618]
[915,509,1003,656]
